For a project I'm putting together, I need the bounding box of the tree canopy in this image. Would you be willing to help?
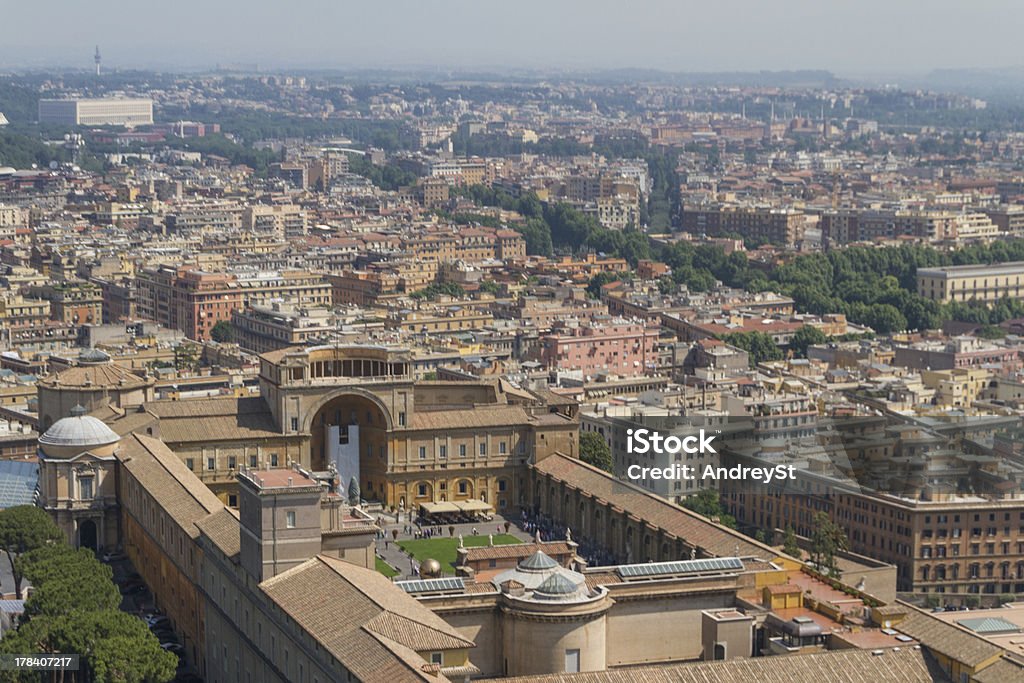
[579,432,613,473]
[681,488,737,529]
[0,505,64,598]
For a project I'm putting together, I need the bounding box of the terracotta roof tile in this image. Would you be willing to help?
[496,647,948,683]
[532,453,775,560]
[894,603,1005,669]
[261,555,473,682]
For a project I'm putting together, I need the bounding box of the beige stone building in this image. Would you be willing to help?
[918,261,1024,303]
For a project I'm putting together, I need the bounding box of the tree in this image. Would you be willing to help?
[0,538,177,683]
[809,511,849,577]
[210,320,234,343]
[782,526,802,559]
[682,488,737,529]
[721,331,783,367]
[0,505,63,598]
[348,476,361,507]
[789,326,828,358]
[579,432,613,473]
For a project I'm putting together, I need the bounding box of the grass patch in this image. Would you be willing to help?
[398,534,521,574]
[376,557,399,578]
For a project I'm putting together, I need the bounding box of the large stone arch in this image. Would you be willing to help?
[305,389,394,498]
[302,387,394,434]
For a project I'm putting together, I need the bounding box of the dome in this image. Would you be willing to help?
[39,414,120,449]
[518,550,559,571]
[534,573,579,597]
[78,348,111,365]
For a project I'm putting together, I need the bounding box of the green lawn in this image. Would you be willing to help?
[398,534,521,574]
[376,557,399,578]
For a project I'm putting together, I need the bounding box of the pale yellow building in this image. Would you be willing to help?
[921,367,992,408]
[918,262,1024,303]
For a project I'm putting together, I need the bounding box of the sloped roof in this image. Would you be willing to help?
[116,433,223,538]
[498,647,949,683]
[146,397,281,442]
[195,508,241,561]
[895,603,1005,669]
[40,363,149,390]
[261,555,473,682]
[532,453,775,560]
[409,405,532,431]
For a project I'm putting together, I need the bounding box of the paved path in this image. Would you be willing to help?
[371,512,532,580]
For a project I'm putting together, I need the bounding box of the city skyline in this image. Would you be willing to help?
[2,0,1024,76]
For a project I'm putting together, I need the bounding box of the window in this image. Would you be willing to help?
[398,412,406,427]
[291,417,299,431]
[270,453,279,467]
[499,441,507,455]
[286,511,297,528]
[430,653,442,666]
[479,443,487,456]
[439,445,447,459]
[186,458,195,471]
[207,457,216,471]
[459,444,467,458]
[419,446,427,459]
[228,456,236,469]
[79,477,94,500]
[418,484,427,497]
[564,649,580,673]
[228,494,238,508]
[458,481,468,494]
[249,455,257,468]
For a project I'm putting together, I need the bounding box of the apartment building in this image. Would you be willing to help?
[135,266,242,341]
[539,319,660,376]
[241,204,308,239]
[230,304,335,354]
[918,261,1024,303]
[681,205,806,246]
[38,98,154,126]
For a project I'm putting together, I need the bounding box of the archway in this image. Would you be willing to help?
[308,392,391,502]
[79,520,98,552]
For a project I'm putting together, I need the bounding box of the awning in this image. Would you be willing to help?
[419,501,460,515]
[455,499,494,513]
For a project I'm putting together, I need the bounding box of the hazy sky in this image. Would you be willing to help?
[1,0,1022,75]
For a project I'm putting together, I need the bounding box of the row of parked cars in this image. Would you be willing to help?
[105,553,200,682]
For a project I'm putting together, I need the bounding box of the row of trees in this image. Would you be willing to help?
[0,506,177,682]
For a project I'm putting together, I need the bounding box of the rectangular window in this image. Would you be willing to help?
[79,477,94,500]
[250,455,258,468]
[291,417,299,431]
[565,649,580,673]
[499,441,507,455]
[430,653,443,666]
[228,456,236,469]
[207,457,216,471]
[459,444,467,458]
[479,443,487,456]
[419,446,427,459]
[398,412,406,427]
[270,453,279,467]
[286,511,296,528]
[186,458,195,471]
[439,445,447,458]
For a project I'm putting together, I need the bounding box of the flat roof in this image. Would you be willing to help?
[918,261,1024,278]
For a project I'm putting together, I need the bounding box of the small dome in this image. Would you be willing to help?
[534,573,578,596]
[518,550,558,572]
[78,348,111,365]
[39,415,119,449]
